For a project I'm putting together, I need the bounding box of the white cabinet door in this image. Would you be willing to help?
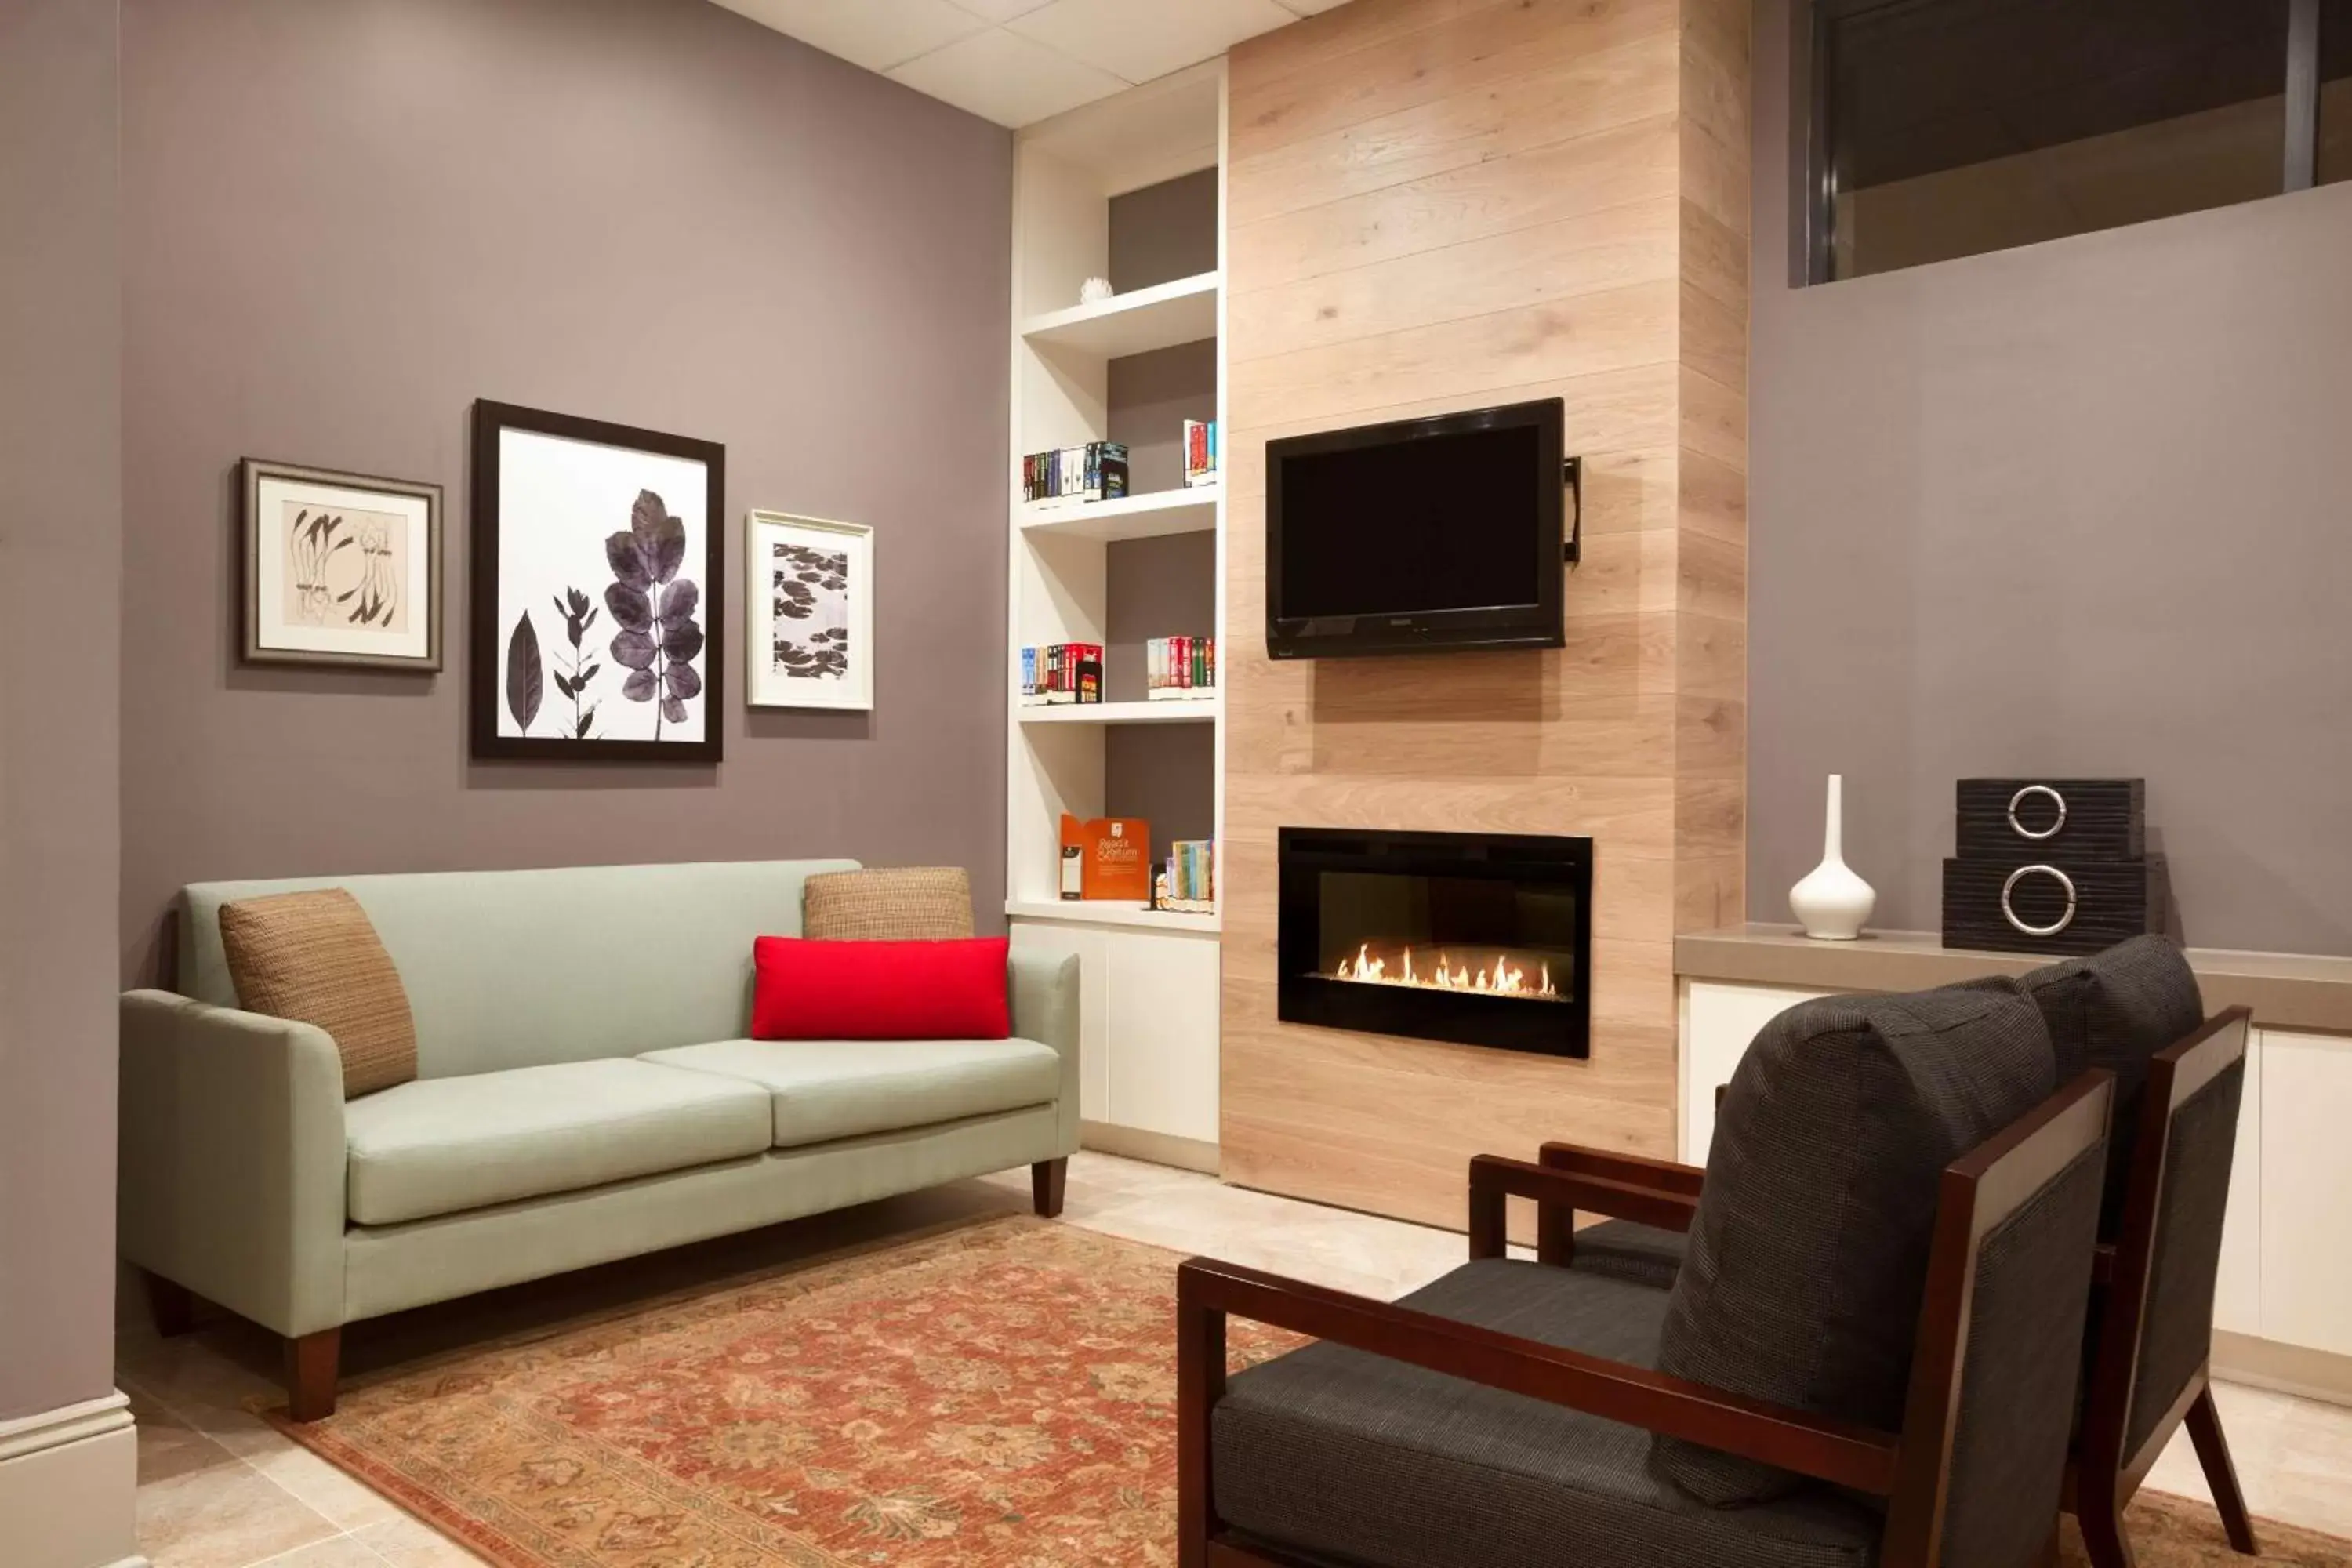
[1010,924,1111,1123]
[1105,931,1221,1145]
[1681,981,1831,1163]
[2259,1028,2352,1356]
[2212,1030,2263,1336]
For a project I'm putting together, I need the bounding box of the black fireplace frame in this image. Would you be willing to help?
[1278,826,1594,1058]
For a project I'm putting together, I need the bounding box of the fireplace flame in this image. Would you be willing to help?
[1329,942,1562,1000]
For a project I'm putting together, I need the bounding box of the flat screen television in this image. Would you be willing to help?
[1265,397,1565,659]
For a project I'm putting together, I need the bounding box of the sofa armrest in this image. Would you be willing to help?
[1007,949,1081,1155]
[118,990,348,1338]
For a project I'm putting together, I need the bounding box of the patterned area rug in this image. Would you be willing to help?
[271,1216,2352,1567]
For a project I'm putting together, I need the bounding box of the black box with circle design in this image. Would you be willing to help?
[1942,778,2161,955]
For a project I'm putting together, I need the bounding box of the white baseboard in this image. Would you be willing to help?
[0,1392,145,1568]
[1080,1119,1221,1174]
[2213,1329,2352,1409]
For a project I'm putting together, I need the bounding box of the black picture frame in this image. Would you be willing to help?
[469,400,726,763]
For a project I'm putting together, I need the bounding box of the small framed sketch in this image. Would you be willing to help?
[470,401,724,762]
[746,510,873,711]
[242,459,441,670]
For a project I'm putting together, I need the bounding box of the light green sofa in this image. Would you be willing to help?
[117,859,1080,1419]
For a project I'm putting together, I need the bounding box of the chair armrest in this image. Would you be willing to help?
[1468,1154,1700,1266]
[1539,1140,1705,1197]
[1177,1256,1898,1498]
[117,990,349,1338]
[1007,949,1081,1156]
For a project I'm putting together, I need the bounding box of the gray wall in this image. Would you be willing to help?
[1108,169,1218,292]
[1748,0,2352,956]
[121,0,1013,981]
[0,0,122,1420]
[1104,533,1218,863]
[1109,340,1217,495]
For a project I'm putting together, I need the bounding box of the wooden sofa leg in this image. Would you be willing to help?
[143,1269,197,1338]
[2187,1386,2259,1555]
[285,1329,340,1423]
[1032,1157,1068,1218]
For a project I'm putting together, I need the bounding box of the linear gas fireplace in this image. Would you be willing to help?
[1278,827,1592,1058]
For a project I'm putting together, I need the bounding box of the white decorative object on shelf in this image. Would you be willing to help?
[1789,773,1875,941]
[1079,275,1114,305]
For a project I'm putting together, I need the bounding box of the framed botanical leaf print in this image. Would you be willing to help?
[469,401,725,762]
[242,459,441,671]
[746,510,873,711]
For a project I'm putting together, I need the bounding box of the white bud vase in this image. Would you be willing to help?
[1790,773,1875,941]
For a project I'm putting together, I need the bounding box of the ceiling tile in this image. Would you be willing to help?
[887,27,1131,127]
[1007,0,1300,85]
[946,0,1056,20]
[710,0,987,73]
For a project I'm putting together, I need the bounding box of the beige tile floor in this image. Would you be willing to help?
[122,1150,2352,1566]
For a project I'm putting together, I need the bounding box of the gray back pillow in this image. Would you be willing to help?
[1653,981,2057,1504]
[2012,935,2204,1236]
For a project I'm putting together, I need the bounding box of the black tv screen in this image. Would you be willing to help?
[1267,398,1563,659]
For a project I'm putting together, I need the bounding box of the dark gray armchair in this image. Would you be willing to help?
[1561,937,2259,1567]
[1179,980,2118,1568]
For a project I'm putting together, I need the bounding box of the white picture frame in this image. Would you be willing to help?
[746,510,873,711]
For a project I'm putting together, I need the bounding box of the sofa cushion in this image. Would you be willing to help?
[2013,935,2204,1235]
[641,1036,1060,1149]
[1653,982,2056,1505]
[802,866,975,940]
[343,1058,773,1226]
[1569,1218,1690,1291]
[220,888,417,1098]
[1212,1260,1882,1568]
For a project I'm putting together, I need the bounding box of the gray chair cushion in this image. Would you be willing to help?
[1654,982,2056,1505]
[343,1058,773,1225]
[2013,935,2204,1235]
[1570,1218,1690,1290]
[639,1036,1060,1149]
[1212,1260,1882,1568]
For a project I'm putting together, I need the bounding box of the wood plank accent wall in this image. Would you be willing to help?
[1221,0,1751,1233]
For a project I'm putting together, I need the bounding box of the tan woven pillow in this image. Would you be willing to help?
[219,888,418,1098]
[803,867,975,941]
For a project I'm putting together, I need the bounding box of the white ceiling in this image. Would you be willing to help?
[711,0,1353,127]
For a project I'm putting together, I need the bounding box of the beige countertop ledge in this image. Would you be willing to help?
[1675,925,2352,1036]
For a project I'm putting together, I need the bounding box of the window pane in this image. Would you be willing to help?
[1827,0,2291,279]
[2323,0,2352,185]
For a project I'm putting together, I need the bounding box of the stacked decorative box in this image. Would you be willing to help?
[1941,778,2168,955]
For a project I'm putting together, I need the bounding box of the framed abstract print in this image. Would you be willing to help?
[746,510,874,711]
[242,459,441,671]
[470,401,725,762]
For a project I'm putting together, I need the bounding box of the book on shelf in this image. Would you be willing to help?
[1182,419,1218,488]
[1021,441,1129,509]
[1144,634,1218,701]
[1018,643,1104,706]
[1059,814,1151,902]
[1154,837,1216,913]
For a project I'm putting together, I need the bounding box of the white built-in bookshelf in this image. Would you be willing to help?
[1004,63,1225,1167]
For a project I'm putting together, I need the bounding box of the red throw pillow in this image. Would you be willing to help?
[752,935,1011,1041]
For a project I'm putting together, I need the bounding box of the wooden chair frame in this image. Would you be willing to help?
[2069,1007,2258,1566]
[1178,1071,2115,1568]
